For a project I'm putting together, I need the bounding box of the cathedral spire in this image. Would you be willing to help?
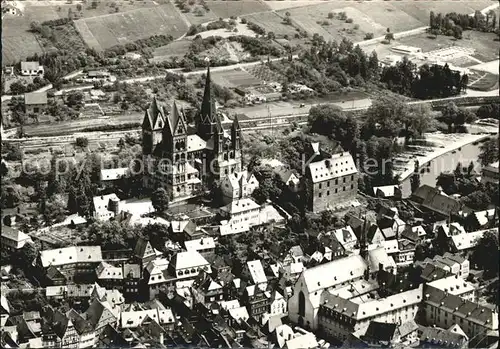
[200,66,215,122]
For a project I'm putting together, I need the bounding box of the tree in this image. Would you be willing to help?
[364,95,407,139]
[478,137,499,166]
[440,102,459,132]
[9,81,26,95]
[77,4,82,11]
[308,104,359,151]
[385,28,395,42]
[151,188,169,213]
[91,0,98,9]
[66,91,84,109]
[68,8,73,18]
[410,173,421,193]
[472,230,499,277]
[75,137,89,148]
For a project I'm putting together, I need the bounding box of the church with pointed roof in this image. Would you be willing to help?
[142,67,242,202]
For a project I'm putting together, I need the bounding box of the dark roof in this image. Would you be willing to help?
[381,227,396,239]
[46,266,67,281]
[123,263,141,278]
[420,264,451,282]
[362,321,397,342]
[134,237,155,260]
[419,326,467,347]
[411,185,437,203]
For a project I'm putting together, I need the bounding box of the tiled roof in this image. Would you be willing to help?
[170,251,210,271]
[307,152,357,183]
[424,287,497,328]
[220,198,261,215]
[1,226,31,242]
[323,285,423,321]
[92,194,120,217]
[96,262,123,280]
[186,134,207,152]
[21,61,40,70]
[247,260,267,285]
[24,92,47,105]
[427,275,475,296]
[40,246,102,268]
[450,229,491,251]
[301,254,367,294]
[419,326,467,347]
[100,168,130,181]
[184,237,215,252]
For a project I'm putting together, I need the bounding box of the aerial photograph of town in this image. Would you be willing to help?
[0,0,499,348]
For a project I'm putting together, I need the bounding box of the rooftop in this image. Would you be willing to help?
[24,92,47,105]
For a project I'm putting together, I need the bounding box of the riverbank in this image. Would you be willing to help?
[396,131,497,183]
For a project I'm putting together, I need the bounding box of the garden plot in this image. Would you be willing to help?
[211,68,261,88]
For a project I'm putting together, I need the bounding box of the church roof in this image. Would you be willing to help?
[143,97,166,131]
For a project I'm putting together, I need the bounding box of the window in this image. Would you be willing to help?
[343,177,346,183]
[319,183,322,189]
[327,181,330,187]
[335,188,338,193]
[319,192,322,198]
[343,187,346,191]
[327,191,330,196]
[335,179,338,185]
[351,184,354,189]
[351,175,354,181]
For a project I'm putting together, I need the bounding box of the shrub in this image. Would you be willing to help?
[75,137,89,148]
[364,33,374,40]
[345,18,353,23]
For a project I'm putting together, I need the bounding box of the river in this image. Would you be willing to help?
[400,140,487,197]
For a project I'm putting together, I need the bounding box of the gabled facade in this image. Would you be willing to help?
[142,67,242,202]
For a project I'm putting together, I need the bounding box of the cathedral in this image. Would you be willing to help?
[142,67,243,202]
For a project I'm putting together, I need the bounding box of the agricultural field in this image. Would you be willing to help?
[74,3,189,51]
[1,20,44,65]
[199,41,251,63]
[151,40,192,63]
[242,11,298,38]
[207,1,271,18]
[211,68,261,88]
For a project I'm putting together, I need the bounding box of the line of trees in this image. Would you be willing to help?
[429,10,498,38]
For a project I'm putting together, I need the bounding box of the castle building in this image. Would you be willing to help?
[142,67,242,202]
[304,142,358,213]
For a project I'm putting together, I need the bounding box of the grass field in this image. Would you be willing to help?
[74,3,189,51]
[468,71,499,91]
[211,68,261,88]
[242,11,298,38]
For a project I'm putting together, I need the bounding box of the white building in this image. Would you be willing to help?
[220,170,259,204]
[219,198,261,235]
[319,285,423,342]
[20,61,44,76]
[425,275,476,301]
[92,194,121,221]
[1,226,33,251]
[288,248,396,330]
